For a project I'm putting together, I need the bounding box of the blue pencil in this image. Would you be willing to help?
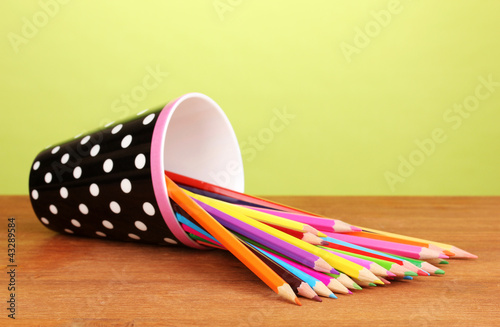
[246,242,337,299]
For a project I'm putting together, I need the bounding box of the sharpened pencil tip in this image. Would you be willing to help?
[350,226,363,232]
[353,283,362,290]
[438,253,449,259]
[295,297,302,306]
[387,271,397,277]
[443,250,455,257]
[440,260,449,264]
[417,269,430,276]
[405,271,418,276]
[403,276,413,280]
[368,283,376,287]
[312,295,322,302]
[373,279,384,285]
[329,293,338,299]
[318,231,328,238]
[347,290,353,294]
[435,269,445,275]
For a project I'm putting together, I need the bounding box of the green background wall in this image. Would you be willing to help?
[1,1,499,195]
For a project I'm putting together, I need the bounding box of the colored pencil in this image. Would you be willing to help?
[191,196,337,274]
[240,206,361,233]
[325,250,395,277]
[357,226,478,259]
[250,244,337,299]
[207,200,327,237]
[320,246,417,278]
[268,225,328,246]
[346,231,451,256]
[189,191,383,285]
[322,232,447,260]
[176,213,222,245]
[165,176,300,305]
[320,236,430,276]
[243,242,322,302]
[386,253,445,275]
[267,251,350,294]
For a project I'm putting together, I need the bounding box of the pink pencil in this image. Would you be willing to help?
[323,232,448,260]
[241,206,361,233]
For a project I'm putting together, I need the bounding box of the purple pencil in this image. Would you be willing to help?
[192,198,339,275]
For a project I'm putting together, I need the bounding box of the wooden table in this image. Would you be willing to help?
[1,196,499,326]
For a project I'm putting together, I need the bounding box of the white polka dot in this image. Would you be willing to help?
[143,202,155,216]
[80,135,91,145]
[31,189,39,200]
[110,201,121,214]
[79,203,89,215]
[164,238,178,245]
[103,159,113,173]
[120,179,132,193]
[64,229,74,234]
[143,113,155,125]
[135,154,146,169]
[45,172,52,183]
[111,124,123,134]
[89,183,99,196]
[134,221,147,231]
[49,205,58,215]
[71,219,81,227]
[102,220,114,229]
[128,233,140,240]
[51,146,60,154]
[96,231,106,237]
[60,187,68,198]
[137,109,148,115]
[90,144,100,157]
[61,153,70,164]
[73,166,82,179]
[33,161,40,170]
[40,217,49,225]
[104,121,115,128]
[121,135,132,148]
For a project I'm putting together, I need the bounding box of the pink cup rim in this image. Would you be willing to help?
[150,93,244,248]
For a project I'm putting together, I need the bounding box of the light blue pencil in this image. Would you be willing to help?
[246,242,337,299]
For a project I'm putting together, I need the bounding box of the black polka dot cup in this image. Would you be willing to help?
[29,93,244,248]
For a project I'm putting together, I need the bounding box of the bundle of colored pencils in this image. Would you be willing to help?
[164,171,477,305]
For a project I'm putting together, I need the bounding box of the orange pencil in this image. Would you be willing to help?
[165,175,300,305]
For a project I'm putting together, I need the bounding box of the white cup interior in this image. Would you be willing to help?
[151,93,244,248]
[164,94,244,191]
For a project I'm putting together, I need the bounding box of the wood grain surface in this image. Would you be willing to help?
[0,196,499,326]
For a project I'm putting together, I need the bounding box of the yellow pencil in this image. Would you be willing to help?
[180,187,326,237]
[187,190,383,284]
[166,176,301,305]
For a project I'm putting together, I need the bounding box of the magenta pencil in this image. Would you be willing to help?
[241,206,361,233]
[323,232,448,260]
[181,224,224,247]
